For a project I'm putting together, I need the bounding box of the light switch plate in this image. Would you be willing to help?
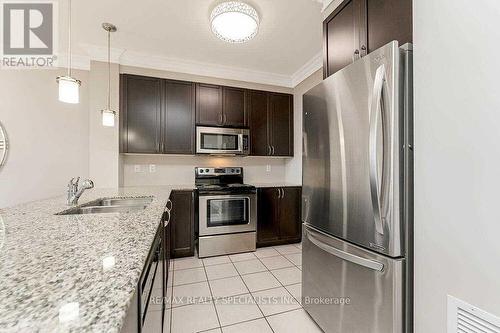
[149,164,156,173]
[134,165,141,173]
[266,165,271,172]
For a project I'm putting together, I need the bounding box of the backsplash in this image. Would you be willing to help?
[121,154,289,186]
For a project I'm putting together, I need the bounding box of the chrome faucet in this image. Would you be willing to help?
[67,177,94,205]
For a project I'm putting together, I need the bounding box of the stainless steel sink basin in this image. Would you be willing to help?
[93,197,153,207]
[56,196,154,215]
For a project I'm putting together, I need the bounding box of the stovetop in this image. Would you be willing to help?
[195,167,256,195]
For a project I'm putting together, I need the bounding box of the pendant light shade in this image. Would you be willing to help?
[101,23,117,127]
[101,109,116,127]
[57,76,81,104]
[58,0,80,103]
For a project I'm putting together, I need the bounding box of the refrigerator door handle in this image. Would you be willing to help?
[305,228,384,272]
[369,64,391,235]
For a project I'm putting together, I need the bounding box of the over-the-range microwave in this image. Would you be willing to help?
[196,126,250,155]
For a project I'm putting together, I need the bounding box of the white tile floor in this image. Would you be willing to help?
[159,243,324,333]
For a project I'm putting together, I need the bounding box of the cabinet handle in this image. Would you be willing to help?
[222,114,227,125]
[277,188,281,199]
[271,146,275,155]
[267,145,272,156]
[166,199,172,211]
[281,188,285,199]
[164,209,170,227]
[361,45,367,57]
[218,113,223,125]
[353,49,360,62]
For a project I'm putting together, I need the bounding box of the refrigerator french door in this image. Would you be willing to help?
[302,41,413,333]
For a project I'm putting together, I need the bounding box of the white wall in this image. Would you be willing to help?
[0,69,90,208]
[88,61,121,188]
[414,0,500,331]
[286,69,323,184]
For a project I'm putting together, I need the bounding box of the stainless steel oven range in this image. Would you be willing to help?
[195,167,256,258]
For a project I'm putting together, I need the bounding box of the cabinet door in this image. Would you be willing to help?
[248,91,269,156]
[257,188,281,247]
[323,0,365,78]
[367,0,412,52]
[164,80,195,154]
[279,187,302,242]
[120,75,162,153]
[223,87,246,127]
[269,93,293,156]
[170,190,195,258]
[196,84,223,126]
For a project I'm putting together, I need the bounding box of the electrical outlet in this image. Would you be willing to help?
[149,164,156,173]
[266,164,271,172]
[134,165,142,173]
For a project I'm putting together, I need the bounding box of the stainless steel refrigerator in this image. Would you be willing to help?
[302,41,413,333]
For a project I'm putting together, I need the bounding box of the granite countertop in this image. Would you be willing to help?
[0,185,194,333]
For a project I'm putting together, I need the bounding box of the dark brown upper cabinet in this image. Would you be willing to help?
[196,83,223,126]
[163,80,195,154]
[248,90,269,156]
[323,0,412,78]
[196,84,247,127]
[222,87,247,127]
[120,74,195,155]
[366,0,412,53]
[324,0,366,78]
[269,93,293,157]
[249,91,293,157]
[120,75,162,153]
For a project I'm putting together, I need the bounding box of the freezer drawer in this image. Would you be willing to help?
[302,224,404,333]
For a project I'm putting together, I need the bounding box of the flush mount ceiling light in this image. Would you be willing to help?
[210,1,259,43]
[101,23,117,127]
[56,0,81,104]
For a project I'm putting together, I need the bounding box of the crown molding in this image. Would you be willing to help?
[56,53,90,71]
[119,50,293,87]
[290,52,323,87]
[68,44,326,88]
[80,43,126,63]
[322,0,343,13]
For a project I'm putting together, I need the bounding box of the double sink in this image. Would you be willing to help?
[56,197,154,215]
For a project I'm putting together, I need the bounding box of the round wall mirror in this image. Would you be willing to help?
[0,122,8,168]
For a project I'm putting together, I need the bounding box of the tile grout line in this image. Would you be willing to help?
[202,256,223,332]
[232,252,276,333]
[254,250,303,311]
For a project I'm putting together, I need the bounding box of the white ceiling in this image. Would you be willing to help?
[61,0,323,85]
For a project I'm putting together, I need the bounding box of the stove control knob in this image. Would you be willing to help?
[231,169,235,173]
[199,169,204,173]
[205,169,209,173]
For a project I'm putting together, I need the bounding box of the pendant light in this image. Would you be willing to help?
[101,23,117,127]
[56,0,80,103]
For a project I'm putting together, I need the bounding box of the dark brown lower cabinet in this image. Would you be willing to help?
[257,187,302,247]
[170,190,196,258]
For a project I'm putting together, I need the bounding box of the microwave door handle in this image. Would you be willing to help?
[369,64,389,235]
[239,133,244,152]
[306,228,384,272]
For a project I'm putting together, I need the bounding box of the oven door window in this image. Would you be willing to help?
[201,133,239,151]
[207,198,249,227]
